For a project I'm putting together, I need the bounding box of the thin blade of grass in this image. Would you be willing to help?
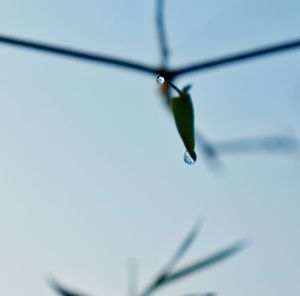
[50,279,91,296]
[214,135,298,154]
[182,293,216,296]
[156,0,170,67]
[195,131,223,170]
[162,240,248,286]
[140,222,201,296]
[161,221,201,276]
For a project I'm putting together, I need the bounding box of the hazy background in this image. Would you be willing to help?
[0,0,300,295]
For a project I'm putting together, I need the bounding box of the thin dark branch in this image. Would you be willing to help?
[2,34,300,78]
[173,38,300,76]
[0,34,157,75]
[156,0,170,67]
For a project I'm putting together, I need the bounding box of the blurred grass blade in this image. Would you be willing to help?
[160,221,201,277]
[195,131,223,170]
[141,222,201,296]
[50,279,90,296]
[214,135,299,154]
[196,131,219,160]
[182,293,216,296]
[162,240,248,286]
[156,0,170,67]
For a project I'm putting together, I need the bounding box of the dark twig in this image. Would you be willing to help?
[172,38,300,77]
[1,34,300,78]
[156,0,170,67]
[0,34,157,75]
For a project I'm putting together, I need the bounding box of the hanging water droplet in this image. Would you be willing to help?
[156,75,165,85]
[184,151,196,165]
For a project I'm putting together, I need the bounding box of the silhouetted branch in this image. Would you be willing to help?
[0,34,157,75]
[172,38,300,77]
[156,0,170,67]
[2,34,300,79]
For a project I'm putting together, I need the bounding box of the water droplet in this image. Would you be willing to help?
[156,75,165,85]
[184,151,196,165]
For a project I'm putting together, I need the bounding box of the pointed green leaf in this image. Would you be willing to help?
[171,90,196,160]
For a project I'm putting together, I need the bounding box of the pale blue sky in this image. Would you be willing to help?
[0,1,300,296]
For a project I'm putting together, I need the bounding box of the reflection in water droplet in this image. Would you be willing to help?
[156,75,165,85]
[184,151,196,165]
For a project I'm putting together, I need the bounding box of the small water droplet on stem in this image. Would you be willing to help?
[156,75,165,85]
